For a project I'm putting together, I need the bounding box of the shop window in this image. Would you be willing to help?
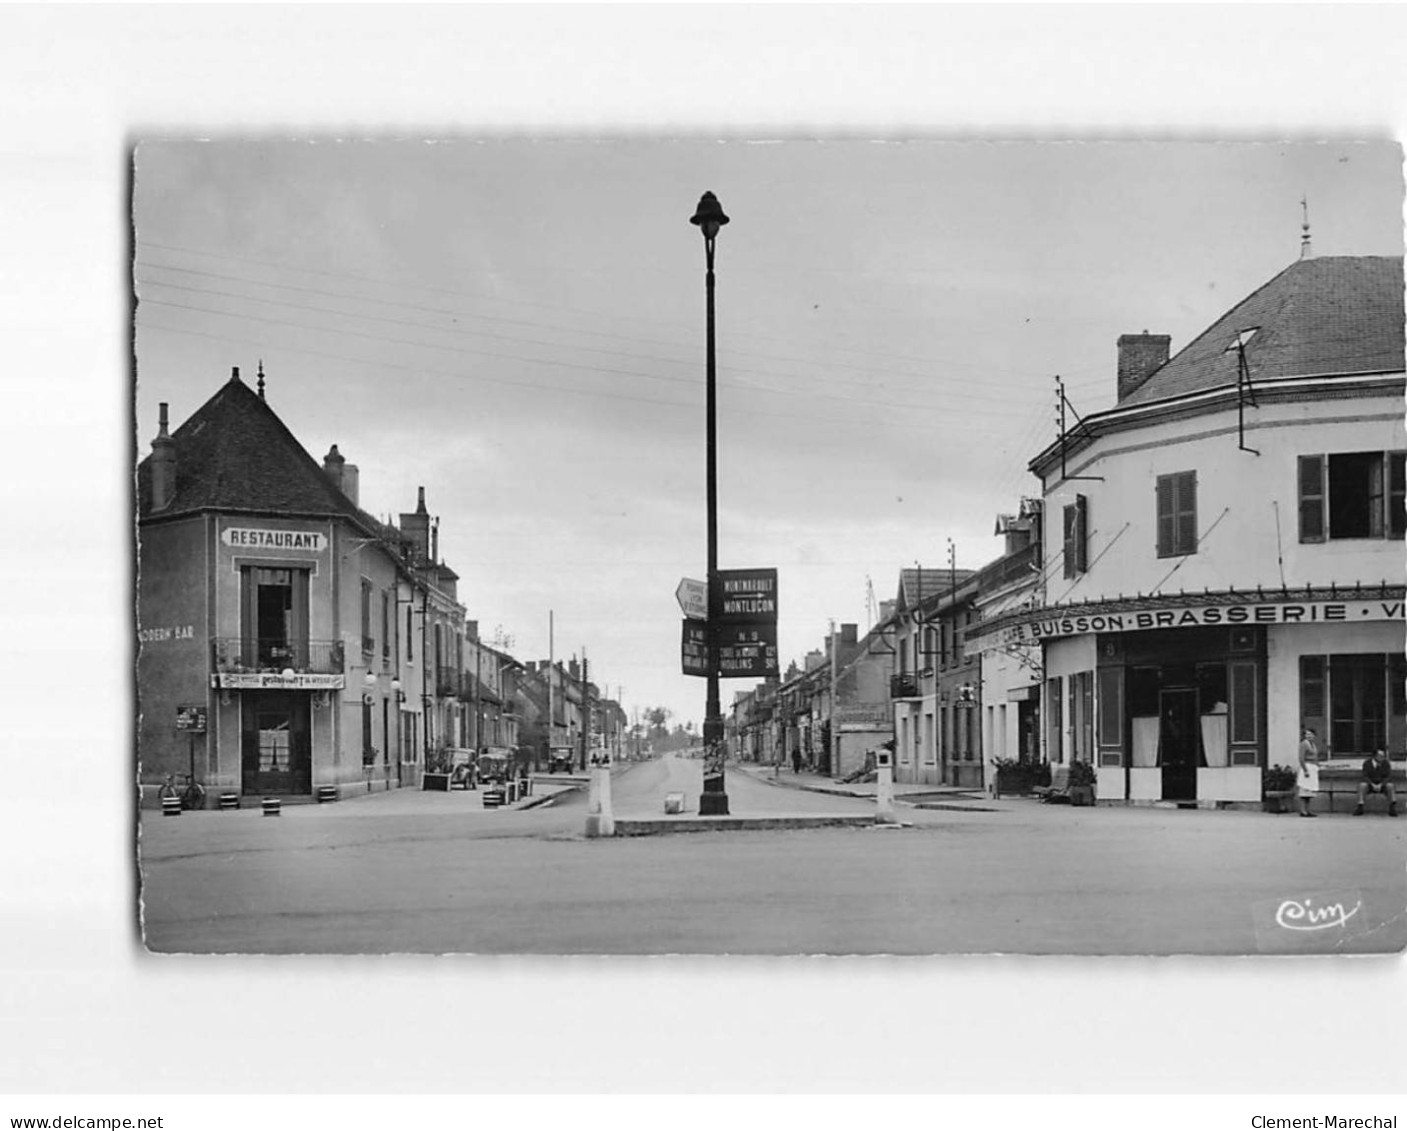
[1046,677,1063,762]
[1228,662,1258,764]
[1063,494,1089,578]
[1300,653,1404,758]
[1156,472,1197,558]
[362,699,376,764]
[1097,666,1123,766]
[1330,654,1388,757]
[1298,452,1406,542]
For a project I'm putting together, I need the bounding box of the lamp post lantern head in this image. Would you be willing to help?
[690,191,729,241]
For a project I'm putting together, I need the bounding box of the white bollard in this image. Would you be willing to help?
[584,760,615,838]
[875,752,898,825]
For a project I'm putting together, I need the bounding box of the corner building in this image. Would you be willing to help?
[137,368,444,801]
[972,256,1406,805]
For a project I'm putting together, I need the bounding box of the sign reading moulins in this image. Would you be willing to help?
[681,619,780,679]
[717,568,778,623]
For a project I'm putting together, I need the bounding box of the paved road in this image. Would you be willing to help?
[139,756,1407,955]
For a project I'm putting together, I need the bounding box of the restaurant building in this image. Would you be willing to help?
[970,255,1406,806]
[137,367,458,802]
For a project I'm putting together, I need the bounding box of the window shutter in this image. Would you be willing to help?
[1298,455,1325,543]
[1063,502,1078,578]
[1156,476,1175,557]
[1174,472,1197,555]
[1075,494,1089,572]
[1390,454,1406,540]
[1369,455,1386,538]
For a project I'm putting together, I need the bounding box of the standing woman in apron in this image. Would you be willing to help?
[1297,726,1321,818]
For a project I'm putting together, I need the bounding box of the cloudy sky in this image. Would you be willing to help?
[132,138,1403,725]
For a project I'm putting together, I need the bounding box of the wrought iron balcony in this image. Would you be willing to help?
[889,672,920,699]
[211,637,346,675]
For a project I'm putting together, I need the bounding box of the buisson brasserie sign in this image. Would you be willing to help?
[973,598,1406,652]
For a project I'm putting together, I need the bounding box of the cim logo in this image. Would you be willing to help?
[1253,888,1374,952]
[1274,895,1362,932]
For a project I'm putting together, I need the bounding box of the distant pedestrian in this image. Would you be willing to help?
[1297,725,1321,818]
[792,750,801,774]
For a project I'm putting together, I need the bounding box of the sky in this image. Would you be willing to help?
[132,138,1404,727]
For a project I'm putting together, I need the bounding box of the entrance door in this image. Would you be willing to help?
[1159,688,1199,801]
[241,693,312,795]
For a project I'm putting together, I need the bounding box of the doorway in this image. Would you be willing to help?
[1159,688,1200,801]
[241,693,312,795]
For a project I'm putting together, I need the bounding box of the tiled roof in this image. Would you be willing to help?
[137,371,389,538]
[896,568,976,611]
[1119,255,1405,407]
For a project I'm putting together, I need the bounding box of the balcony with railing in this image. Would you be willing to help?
[889,672,920,700]
[211,637,346,675]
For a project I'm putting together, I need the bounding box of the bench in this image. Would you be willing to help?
[1316,760,1406,814]
[1033,765,1071,803]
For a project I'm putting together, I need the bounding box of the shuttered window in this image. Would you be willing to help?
[1300,451,1406,541]
[1156,471,1197,558]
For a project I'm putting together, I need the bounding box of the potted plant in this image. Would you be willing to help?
[1068,760,1097,806]
[1262,764,1298,813]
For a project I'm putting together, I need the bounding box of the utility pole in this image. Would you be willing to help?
[579,648,590,771]
[473,629,482,753]
[547,610,554,769]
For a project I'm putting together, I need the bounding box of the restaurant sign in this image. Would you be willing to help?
[973,598,1406,653]
[222,527,326,552]
[212,672,346,690]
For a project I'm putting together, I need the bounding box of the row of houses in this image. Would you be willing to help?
[729,253,1407,806]
[136,367,627,802]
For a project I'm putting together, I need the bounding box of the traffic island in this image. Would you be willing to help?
[612,814,894,836]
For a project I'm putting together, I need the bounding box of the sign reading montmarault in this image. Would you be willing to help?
[972,597,1406,653]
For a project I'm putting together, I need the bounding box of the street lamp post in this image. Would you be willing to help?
[692,190,730,816]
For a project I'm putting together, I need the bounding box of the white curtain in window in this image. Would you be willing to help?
[1132,717,1160,768]
[1200,713,1228,768]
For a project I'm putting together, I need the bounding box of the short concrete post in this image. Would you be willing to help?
[874,750,897,825]
[584,760,615,838]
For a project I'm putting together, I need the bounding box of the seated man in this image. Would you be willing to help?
[1354,749,1398,817]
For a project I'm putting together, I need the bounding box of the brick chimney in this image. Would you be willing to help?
[150,403,176,510]
[1117,332,1171,400]
[322,445,361,506]
[399,487,431,563]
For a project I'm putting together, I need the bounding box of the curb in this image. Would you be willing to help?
[614,814,882,837]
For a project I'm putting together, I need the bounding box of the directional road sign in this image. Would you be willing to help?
[717,567,778,623]
[681,619,780,679]
[675,577,707,621]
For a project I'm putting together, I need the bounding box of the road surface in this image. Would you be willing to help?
[139,755,1407,955]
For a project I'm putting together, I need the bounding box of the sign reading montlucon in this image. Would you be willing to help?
[717,568,778,622]
[973,599,1406,652]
